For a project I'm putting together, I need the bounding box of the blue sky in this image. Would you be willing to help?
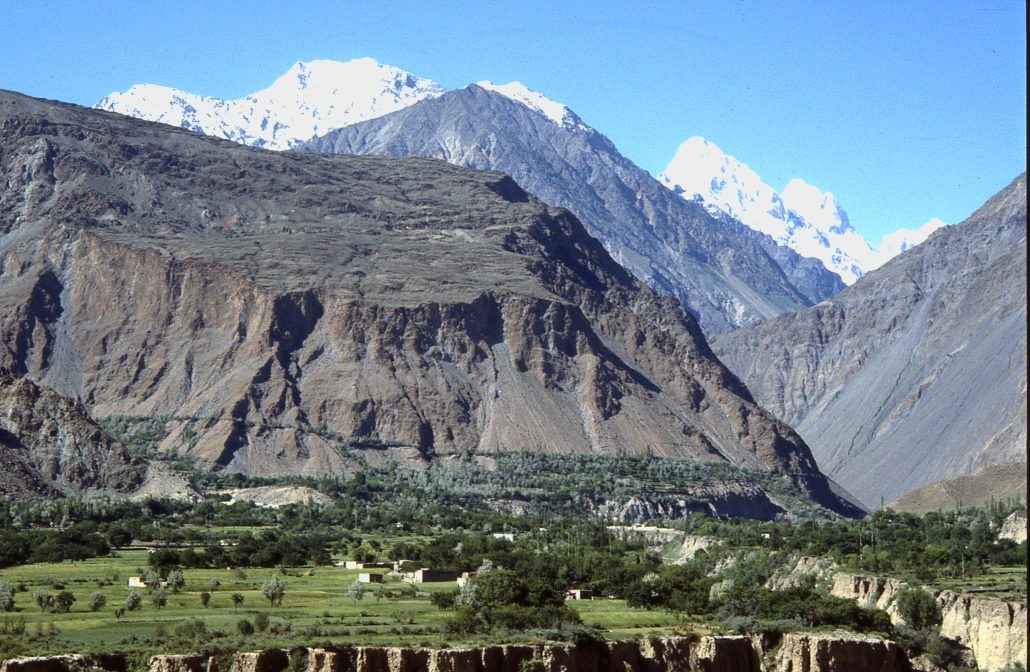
[2,0,1025,244]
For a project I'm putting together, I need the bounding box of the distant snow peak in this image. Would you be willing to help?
[476,81,589,131]
[96,58,445,151]
[781,179,852,235]
[874,218,949,267]
[660,136,879,285]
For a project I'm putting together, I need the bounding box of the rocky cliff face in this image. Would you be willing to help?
[0,373,144,497]
[0,91,856,514]
[938,590,1028,672]
[713,174,1027,506]
[0,636,919,672]
[299,86,845,335]
[773,557,1028,671]
[770,633,905,672]
[999,511,1027,543]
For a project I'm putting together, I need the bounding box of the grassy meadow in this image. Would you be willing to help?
[0,548,681,656]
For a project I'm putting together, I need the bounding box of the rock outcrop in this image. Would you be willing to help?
[832,579,1028,671]
[714,174,1028,506]
[590,481,790,522]
[771,633,905,672]
[773,557,1028,672]
[139,636,905,672]
[999,511,1027,543]
[300,85,845,335]
[938,590,1028,672]
[0,373,145,497]
[765,556,839,591]
[0,90,857,515]
[2,637,923,672]
[829,573,909,620]
[0,655,125,672]
[213,485,335,508]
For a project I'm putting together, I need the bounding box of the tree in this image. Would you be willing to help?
[346,579,366,603]
[207,578,221,591]
[626,564,713,616]
[144,570,163,592]
[232,592,245,612]
[55,590,76,613]
[89,592,107,612]
[237,618,254,635]
[125,591,142,612]
[0,580,15,612]
[896,588,942,630]
[34,591,55,612]
[106,524,133,548]
[262,575,285,607]
[151,588,167,609]
[167,569,186,594]
[200,591,211,608]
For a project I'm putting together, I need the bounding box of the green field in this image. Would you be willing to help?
[0,549,681,656]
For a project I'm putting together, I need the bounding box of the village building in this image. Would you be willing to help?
[342,561,392,570]
[406,568,460,583]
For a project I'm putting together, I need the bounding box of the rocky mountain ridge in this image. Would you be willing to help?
[0,90,857,515]
[0,373,145,497]
[713,174,1027,506]
[98,60,847,334]
[299,85,846,334]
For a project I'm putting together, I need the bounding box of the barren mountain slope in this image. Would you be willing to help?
[0,91,859,514]
[299,85,844,334]
[714,174,1027,506]
[891,462,1027,515]
[0,373,145,498]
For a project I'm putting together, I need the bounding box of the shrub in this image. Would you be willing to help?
[125,591,142,612]
[54,591,76,614]
[346,580,366,603]
[0,582,14,612]
[895,588,942,630]
[173,618,207,640]
[237,618,255,635]
[254,613,270,632]
[262,575,286,607]
[167,570,186,594]
[89,592,107,612]
[200,591,211,608]
[431,590,457,609]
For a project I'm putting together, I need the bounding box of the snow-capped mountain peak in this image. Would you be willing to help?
[97,58,445,150]
[660,136,881,284]
[780,178,853,235]
[875,218,948,266]
[476,81,589,131]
